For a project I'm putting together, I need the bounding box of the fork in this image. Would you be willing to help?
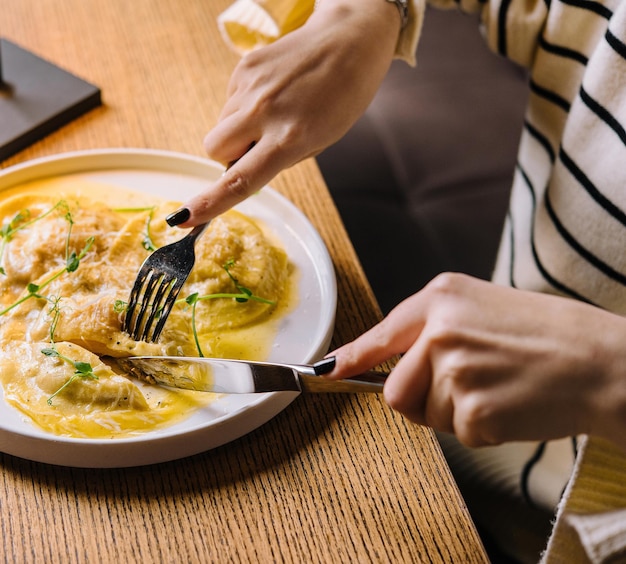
[123,155,249,342]
[122,221,210,342]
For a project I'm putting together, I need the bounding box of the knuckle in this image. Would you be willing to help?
[426,316,459,345]
[421,314,465,359]
[384,386,421,423]
[203,132,218,154]
[419,275,478,349]
[425,272,470,298]
[437,348,472,384]
[454,395,502,447]
[266,123,306,161]
[239,50,262,69]
[383,384,406,413]
[223,170,252,201]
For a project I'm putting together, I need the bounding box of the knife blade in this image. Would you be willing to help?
[116,356,387,394]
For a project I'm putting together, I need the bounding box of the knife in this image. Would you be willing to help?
[116,356,387,394]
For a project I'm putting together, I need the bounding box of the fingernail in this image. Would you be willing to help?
[313,357,336,375]
[165,207,190,227]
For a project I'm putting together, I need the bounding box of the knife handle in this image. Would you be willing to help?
[299,371,387,393]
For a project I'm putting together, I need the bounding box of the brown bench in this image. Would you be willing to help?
[318,7,528,314]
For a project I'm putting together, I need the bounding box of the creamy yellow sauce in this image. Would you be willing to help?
[0,176,297,439]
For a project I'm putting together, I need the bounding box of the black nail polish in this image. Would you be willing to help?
[313,357,336,375]
[165,207,190,227]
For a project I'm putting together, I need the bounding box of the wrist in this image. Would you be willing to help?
[313,0,403,41]
[584,311,626,451]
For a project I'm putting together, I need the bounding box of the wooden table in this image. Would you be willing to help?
[0,1,488,561]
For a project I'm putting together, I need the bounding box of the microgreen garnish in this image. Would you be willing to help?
[0,201,99,404]
[113,300,128,314]
[184,292,204,356]
[41,299,98,405]
[177,259,276,356]
[223,258,253,302]
[142,208,157,252]
[0,201,66,275]
[112,207,156,213]
[0,236,93,317]
[112,206,158,252]
[0,204,94,317]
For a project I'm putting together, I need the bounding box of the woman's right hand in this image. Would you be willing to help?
[328,273,626,451]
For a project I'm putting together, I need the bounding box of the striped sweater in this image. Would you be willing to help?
[445,0,626,560]
[473,0,626,313]
[219,0,626,561]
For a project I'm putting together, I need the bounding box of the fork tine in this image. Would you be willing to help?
[150,276,187,341]
[124,264,168,340]
[131,270,164,340]
[124,222,210,342]
[123,266,152,336]
[139,275,178,341]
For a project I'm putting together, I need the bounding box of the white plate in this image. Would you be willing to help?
[0,148,337,467]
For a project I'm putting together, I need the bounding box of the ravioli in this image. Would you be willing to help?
[0,178,295,438]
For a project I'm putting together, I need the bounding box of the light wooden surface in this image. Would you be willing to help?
[0,1,488,561]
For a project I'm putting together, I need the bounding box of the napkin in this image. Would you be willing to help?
[217,0,315,54]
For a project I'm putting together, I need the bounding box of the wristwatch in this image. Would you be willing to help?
[386,0,409,29]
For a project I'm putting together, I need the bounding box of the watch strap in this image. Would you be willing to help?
[386,0,409,29]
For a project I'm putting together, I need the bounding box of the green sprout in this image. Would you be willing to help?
[177,259,276,356]
[40,298,98,405]
[0,236,93,317]
[112,206,157,252]
[0,201,66,275]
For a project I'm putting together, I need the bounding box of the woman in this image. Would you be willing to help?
[166,1,626,561]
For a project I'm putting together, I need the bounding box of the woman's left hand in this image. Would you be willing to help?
[177,0,401,226]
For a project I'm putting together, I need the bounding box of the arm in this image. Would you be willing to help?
[328,273,626,452]
[167,0,416,227]
[218,0,421,63]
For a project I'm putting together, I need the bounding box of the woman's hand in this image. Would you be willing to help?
[329,273,626,450]
[171,0,401,226]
